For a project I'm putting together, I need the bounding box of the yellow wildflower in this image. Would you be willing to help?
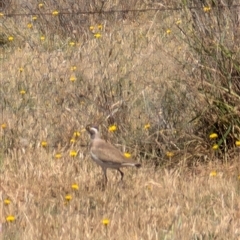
[94,33,101,38]
[98,24,103,30]
[166,29,171,34]
[8,36,14,41]
[1,123,7,129]
[41,141,47,147]
[0,13,4,17]
[212,144,219,150]
[71,66,77,71]
[203,6,211,12]
[108,125,117,132]
[52,10,59,16]
[38,3,44,8]
[70,76,76,82]
[70,138,76,143]
[209,133,218,139]
[236,141,240,147]
[55,153,62,159]
[166,151,174,158]
[19,67,24,72]
[69,41,75,46]
[27,23,32,29]
[124,152,131,158]
[70,150,77,157]
[4,199,11,205]
[210,170,217,177]
[20,90,26,95]
[6,215,15,222]
[71,184,79,190]
[32,16,37,20]
[144,123,150,130]
[89,26,94,31]
[102,219,110,226]
[73,131,80,137]
[238,175,240,180]
[176,19,181,25]
[65,194,72,201]
[40,36,45,41]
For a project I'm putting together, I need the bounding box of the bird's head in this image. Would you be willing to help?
[86,125,100,139]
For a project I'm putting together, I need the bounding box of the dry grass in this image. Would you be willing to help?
[1,1,240,239]
[1,152,240,239]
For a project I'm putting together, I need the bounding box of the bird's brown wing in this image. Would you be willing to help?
[91,139,136,164]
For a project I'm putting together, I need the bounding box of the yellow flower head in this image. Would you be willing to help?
[236,141,240,147]
[65,194,72,201]
[73,131,80,137]
[8,36,14,41]
[0,13,4,17]
[124,152,131,158]
[98,24,103,30]
[203,6,211,12]
[55,153,62,159]
[212,144,219,150]
[38,3,44,8]
[20,90,26,95]
[108,125,117,132]
[89,26,94,31]
[210,170,217,177]
[238,175,240,180]
[27,23,32,29]
[40,36,45,41]
[6,215,15,222]
[71,66,77,71]
[41,141,47,147]
[32,16,37,20]
[166,29,171,34]
[52,10,59,16]
[176,19,181,25]
[70,150,77,157]
[144,123,150,130]
[1,123,7,129]
[4,199,11,205]
[209,133,218,139]
[71,184,79,190]
[94,33,101,38]
[70,76,76,82]
[70,138,76,143]
[19,67,24,72]
[69,41,75,46]
[166,151,174,158]
[102,218,110,226]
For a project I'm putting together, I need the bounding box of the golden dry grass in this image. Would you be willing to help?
[1,152,240,239]
[1,1,240,239]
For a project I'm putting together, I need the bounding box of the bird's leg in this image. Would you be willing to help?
[117,169,124,181]
[102,167,108,184]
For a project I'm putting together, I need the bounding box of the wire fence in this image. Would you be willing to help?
[1,4,240,17]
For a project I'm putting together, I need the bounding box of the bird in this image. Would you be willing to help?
[86,125,141,183]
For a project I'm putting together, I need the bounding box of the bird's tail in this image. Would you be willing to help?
[122,162,141,168]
